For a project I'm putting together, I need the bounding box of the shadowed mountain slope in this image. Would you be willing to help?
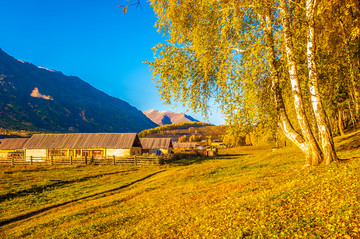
[0,49,157,133]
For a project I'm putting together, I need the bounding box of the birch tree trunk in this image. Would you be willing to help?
[338,109,345,136]
[306,0,338,164]
[279,0,323,166]
[348,101,357,127]
[259,4,310,159]
[347,49,360,119]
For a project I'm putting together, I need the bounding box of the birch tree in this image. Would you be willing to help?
[145,0,352,166]
[258,2,310,156]
[278,0,324,165]
[304,0,338,164]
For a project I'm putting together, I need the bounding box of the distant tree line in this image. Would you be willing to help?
[0,128,36,137]
[139,122,213,137]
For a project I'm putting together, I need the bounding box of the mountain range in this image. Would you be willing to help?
[143,109,199,126]
[0,49,157,133]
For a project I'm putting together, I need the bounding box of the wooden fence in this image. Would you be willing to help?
[0,155,167,166]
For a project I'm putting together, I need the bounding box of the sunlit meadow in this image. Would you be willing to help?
[1,131,360,238]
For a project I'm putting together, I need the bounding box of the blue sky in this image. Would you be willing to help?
[0,0,225,125]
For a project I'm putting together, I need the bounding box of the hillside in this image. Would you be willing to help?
[139,122,224,141]
[0,49,157,133]
[143,109,199,125]
[1,130,360,237]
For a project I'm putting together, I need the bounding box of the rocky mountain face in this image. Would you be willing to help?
[0,49,157,133]
[143,109,199,126]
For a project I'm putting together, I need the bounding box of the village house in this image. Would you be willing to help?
[0,138,29,159]
[140,138,173,155]
[23,133,142,161]
[172,142,199,150]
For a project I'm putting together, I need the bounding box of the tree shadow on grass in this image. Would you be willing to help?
[0,170,165,227]
[336,131,360,151]
[0,170,137,203]
[337,157,359,164]
[169,154,248,166]
[217,154,248,159]
[337,140,360,151]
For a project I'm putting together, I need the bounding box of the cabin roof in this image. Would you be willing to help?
[173,142,198,148]
[0,138,29,150]
[140,138,173,149]
[24,133,141,149]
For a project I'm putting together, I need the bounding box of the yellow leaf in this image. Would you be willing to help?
[123,7,127,14]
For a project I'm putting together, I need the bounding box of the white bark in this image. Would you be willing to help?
[259,5,309,156]
[279,0,323,166]
[306,0,338,164]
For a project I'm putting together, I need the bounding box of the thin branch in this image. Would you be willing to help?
[118,0,140,8]
[118,0,143,13]
[289,0,306,11]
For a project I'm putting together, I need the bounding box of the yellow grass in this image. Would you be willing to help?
[1,131,360,238]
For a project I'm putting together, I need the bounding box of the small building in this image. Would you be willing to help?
[211,140,226,149]
[23,133,142,161]
[0,138,29,159]
[140,138,173,155]
[173,142,198,150]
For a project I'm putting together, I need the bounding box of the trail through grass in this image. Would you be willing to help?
[1,132,360,238]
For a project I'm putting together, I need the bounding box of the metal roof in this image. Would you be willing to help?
[0,138,29,150]
[140,138,173,149]
[24,133,141,149]
[173,142,198,149]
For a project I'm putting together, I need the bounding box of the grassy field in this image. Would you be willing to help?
[1,131,360,238]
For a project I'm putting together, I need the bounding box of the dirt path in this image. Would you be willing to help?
[0,170,165,227]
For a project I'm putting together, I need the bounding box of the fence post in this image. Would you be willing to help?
[51,156,53,165]
[134,155,137,166]
[11,156,14,166]
[30,156,33,165]
[85,156,87,165]
[91,156,94,164]
[70,156,73,165]
[113,155,116,165]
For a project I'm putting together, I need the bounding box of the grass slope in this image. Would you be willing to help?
[1,132,360,238]
[141,124,225,141]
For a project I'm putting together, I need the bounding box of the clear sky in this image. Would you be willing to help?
[0,0,225,125]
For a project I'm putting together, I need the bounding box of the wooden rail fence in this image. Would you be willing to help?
[0,155,167,166]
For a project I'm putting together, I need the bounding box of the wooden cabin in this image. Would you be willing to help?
[172,142,198,150]
[0,138,29,159]
[140,138,173,155]
[172,142,200,154]
[23,133,142,161]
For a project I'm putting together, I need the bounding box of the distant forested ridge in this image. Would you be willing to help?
[139,122,212,137]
